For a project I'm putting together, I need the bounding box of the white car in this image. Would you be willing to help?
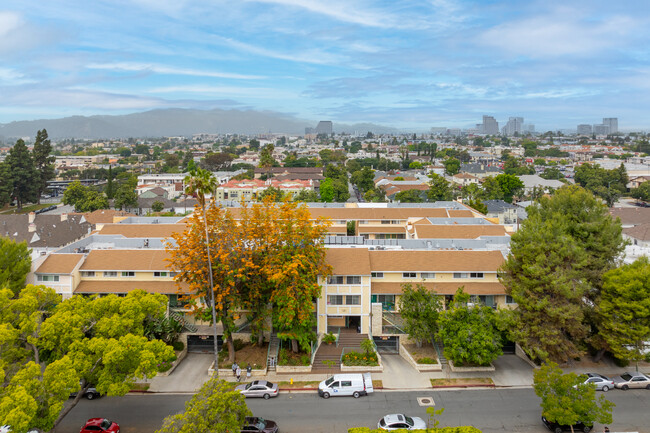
[378,414,427,431]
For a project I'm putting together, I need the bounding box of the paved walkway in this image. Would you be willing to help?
[148,353,214,393]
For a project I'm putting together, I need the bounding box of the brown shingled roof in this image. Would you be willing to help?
[75,280,191,294]
[448,209,475,218]
[80,209,135,225]
[371,281,506,295]
[623,223,650,241]
[357,226,408,234]
[609,207,650,226]
[325,248,371,275]
[35,254,84,274]
[413,225,507,239]
[368,250,504,272]
[80,249,171,271]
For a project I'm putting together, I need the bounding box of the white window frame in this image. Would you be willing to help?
[121,271,135,277]
[421,272,436,279]
[345,276,361,284]
[327,295,344,305]
[104,271,118,277]
[154,271,168,277]
[81,271,95,277]
[371,272,384,278]
[402,272,416,278]
[345,295,361,305]
[37,275,60,282]
[327,276,344,284]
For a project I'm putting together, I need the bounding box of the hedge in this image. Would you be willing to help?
[348,427,481,433]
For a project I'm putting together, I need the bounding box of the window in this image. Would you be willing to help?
[377,233,405,239]
[121,271,135,277]
[371,294,395,311]
[371,272,384,278]
[358,220,368,225]
[454,272,484,279]
[327,295,344,305]
[341,381,352,387]
[421,272,435,279]
[154,271,168,277]
[169,272,178,277]
[81,271,95,277]
[381,220,391,224]
[327,276,344,284]
[104,271,117,277]
[37,275,59,282]
[230,192,239,198]
[346,276,361,284]
[345,295,361,305]
[403,272,416,278]
[505,295,516,305]
[338,220,347,224]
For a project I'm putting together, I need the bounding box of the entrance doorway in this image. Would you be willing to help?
[187,335,223,353]
[345,316,361,333]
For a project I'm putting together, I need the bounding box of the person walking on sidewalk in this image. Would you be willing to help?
[246,364,252,379]
[232,362,238,378]
[236,365,242,382]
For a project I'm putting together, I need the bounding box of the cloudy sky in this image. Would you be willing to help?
[1,0,648,130]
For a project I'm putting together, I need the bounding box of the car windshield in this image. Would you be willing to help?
[245,383,253,390]
[256,420,266,430]
[100,419,112,429]
[265,382,274,388]
[405,416,414,426]
[325,377,334,386]
[621,373,633,381]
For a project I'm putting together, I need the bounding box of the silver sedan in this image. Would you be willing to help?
[582,373,615,392]
[235,380,279,399]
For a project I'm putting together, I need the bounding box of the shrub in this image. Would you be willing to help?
[360,338,375,355]
[342,350,379,366]
[233,338,244,351]
[613,356,629,367]
[322,333,336,344]
[172,341,185,352]
[417,357,437,364]
[157,354,177,372]
[278,348,310,366]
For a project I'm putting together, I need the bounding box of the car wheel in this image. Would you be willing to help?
[554,427,562,433]
[646,384,650,390]
[601,385,609,392]
[622,385,629,390]
[263,393,270,400]
[583,426,591,433]
[353,391,360,398]
[86,393,95,400]
[322,392,330,399]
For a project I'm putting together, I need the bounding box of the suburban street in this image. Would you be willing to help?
[54,388,649,433]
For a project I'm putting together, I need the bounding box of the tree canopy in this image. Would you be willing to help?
[62,181,109,212]
[5,139,39,210]
[0,287,175,433]
[0,238,31,296]
[398,283,441,347]
[427,173,454,201]
[32,130,55,203]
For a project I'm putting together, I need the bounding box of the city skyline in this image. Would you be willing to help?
[1,0,648,130]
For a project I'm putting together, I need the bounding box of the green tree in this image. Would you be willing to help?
[62,181,109,212]
[540,167,565,180]
[427,173,454,201]
[437,288,502,366]
[500,186,625,362]
[0,238,31,296]
[114,177,138,211]
[399,283,442,347]
[105,166,115,199]
[598,258,650,369]
[493,174,524,203]
[630,181,650,202]
[350,167,375,193]
[0,287,174,433]
[575,163,628,207]
[0,161,13,207]
[259,143,278,175]
[394,189,425,203]
[6,139,39,209]
[534,362,614,433]
[32,129,55,203]
[156,378,250,433]
[258,186,285,202]
[320,178,335,202]
[443,157,460,175]
[293,189,320,202]
[467,198,487,214]
[151,200,165,212]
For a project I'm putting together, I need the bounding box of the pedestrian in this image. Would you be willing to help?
[246,363,252,379]
[603,427,610,433]
[232,362,238,377]
[236,365,242,382]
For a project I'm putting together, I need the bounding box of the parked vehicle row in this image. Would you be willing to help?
[581,371,650,391]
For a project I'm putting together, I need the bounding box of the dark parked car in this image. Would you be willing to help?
[70,387,101,400]
[241,417,278,433]
[79,418,120,433]
[542,416,592,433]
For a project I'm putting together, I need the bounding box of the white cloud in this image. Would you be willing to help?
[480,12,638,57]
[85,62,264,80]
[0,11,22,38]
[216,36,345,65]
[147,85,296,99]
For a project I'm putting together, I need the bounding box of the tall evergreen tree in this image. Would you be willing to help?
[6,139,39,210]
[32,129,55,203]
[0,162,13,207]
[105,166,115,199]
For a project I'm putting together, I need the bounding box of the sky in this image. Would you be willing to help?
[1,0,649,131]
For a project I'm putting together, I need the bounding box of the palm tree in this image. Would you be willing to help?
[184,167,220,372]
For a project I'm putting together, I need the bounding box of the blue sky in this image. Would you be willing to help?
[1,0,649,130]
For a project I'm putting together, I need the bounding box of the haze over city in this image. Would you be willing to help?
[1,0,649,130]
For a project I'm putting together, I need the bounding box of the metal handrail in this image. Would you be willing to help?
[335,328,340,347]
[310,338,318,365]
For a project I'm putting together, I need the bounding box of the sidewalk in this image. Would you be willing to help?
[146,352,536,393]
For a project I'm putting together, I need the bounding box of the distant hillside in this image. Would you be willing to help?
[0,108,399,140]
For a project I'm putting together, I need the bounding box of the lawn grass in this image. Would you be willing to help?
[430,378,494,387]
[0,203,57,215]
[130,383,151,391]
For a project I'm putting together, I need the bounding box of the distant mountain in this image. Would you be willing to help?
[0,108,399,140]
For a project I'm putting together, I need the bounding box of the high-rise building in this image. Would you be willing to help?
[577,124,592,135]
[502,117,524,136]
[482,115,499,135]
[603,118,618,134]
[593,124,610,135]
[315,121,333,135]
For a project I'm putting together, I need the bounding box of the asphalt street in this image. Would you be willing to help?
[54,388,649,433]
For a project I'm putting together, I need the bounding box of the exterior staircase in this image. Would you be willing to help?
[169,310,198,333]
[267,333,280,371]
[312,333,368,371]
[433,337,447,365]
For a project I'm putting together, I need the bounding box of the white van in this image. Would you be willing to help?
[318,372,373,398]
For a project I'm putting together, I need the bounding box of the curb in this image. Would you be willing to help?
[430,384,495,389]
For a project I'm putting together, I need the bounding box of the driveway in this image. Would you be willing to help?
[148,353,214,393]
[491,355,534,387]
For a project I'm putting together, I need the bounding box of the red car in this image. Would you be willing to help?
[79,418,120,433]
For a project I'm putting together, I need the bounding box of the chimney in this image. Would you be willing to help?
[28,212,36,224]
[61,213,68,222]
